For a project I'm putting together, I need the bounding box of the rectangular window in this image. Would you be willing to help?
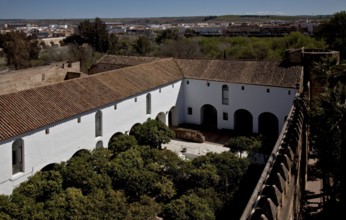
[207,82,210,87]
[159,88,161,93]
[267,88,270,93]
[241,86,245,90]
[223,112,228,120]
[134,97,137,102]
[186,80,189,85]
[146,94,151,114]
[172,84,174,88]
[114,104,117,110]
[222,85,229,105]
[188,107,192,115]
[12,140,24,174]
[45,128,49,134]
[95,111,102,137]
[77,117,81,123]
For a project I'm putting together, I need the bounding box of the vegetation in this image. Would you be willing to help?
[309,58,346,214]
[224,136,262,157]
[0,127,250,219]
[315,10,346,59]
[0,31,40,69]
[308,11,346,215]
[130,119,175,149]
[0,15,328,72]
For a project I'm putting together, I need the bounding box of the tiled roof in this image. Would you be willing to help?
[0,57,302,141]
[0,58,182,141]
[175,59,302,88]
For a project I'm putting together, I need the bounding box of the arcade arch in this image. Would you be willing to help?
[258,112,279,145]
[168,106,177,127]
[156,112,166,124]
[108,132,123,147]
[201,104,217,129]
[234,109,253,136]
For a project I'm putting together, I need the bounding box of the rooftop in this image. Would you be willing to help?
[0,56,302,142]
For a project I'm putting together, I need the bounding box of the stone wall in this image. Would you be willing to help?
[240,95,308,220]
[0,61,80,95]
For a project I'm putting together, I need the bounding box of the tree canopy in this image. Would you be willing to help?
[315,11,346,59]
[309,59,346,212]
[0,31,40,70]
[0,131,250,219]
[130,119,175,149]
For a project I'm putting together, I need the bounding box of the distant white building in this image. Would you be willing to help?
[0,56,302,195]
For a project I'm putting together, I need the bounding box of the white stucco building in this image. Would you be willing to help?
[0,56,303,195]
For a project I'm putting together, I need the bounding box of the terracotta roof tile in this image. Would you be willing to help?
[0,58,182,141]
[175,59,302,88]
[0,57,302,142]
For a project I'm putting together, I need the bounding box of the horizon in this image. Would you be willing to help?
[0,13,334,21]
[0,0,345,20]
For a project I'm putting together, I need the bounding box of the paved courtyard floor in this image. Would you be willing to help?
[162,139,230,159]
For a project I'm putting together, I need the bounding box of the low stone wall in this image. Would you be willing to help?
[174,128,205,143]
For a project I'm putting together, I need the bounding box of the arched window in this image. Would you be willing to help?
[222,85,229,105]
[96,141,103,148]
[146,93,151,114]
[95,110,102,137]
[12,139,24,174]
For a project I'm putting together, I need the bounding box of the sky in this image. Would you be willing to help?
[0,0,345,19]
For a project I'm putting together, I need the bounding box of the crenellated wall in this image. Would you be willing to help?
[240,94,308,220]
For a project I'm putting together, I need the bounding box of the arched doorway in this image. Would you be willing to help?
[96,140,103,148]
[108,132,123,148]
[258,112,279,149]
[234,109,253,136]
[129,123,141,136]
[201,104,217,130]
[71,149,90,158]
[41,163,59,172]
[168,106,177,127]
[156,112,166,124]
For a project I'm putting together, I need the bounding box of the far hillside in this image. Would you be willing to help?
[0,14,331,26]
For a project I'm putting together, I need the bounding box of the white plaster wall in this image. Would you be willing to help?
[102,81,183,146]
[0,78,297,195]
[183,79,297,133]
[0,81,183,195]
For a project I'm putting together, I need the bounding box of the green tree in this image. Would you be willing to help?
[188,164,220,189]
[192,152,250,203]
[130,119,175,149]
[315,11,346,59]
[108,33,119,54]
[108,133,138,154]
[12,170,63,202]
[78,17,109,53]
[0,195,14,219]
[82,189,128,219]
[155,28,179,44]
[61,150,112,194]
[133,36,152,55]
[127,196,161,220]
[158,38,200,58]
[163,194,215,220]
[224,136,261,157]
[310,82,346,205]
[310,59,346,208]
[153,176,176,203]
[0,31,40,69]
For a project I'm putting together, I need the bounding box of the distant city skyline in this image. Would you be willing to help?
[0,0,345,19]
